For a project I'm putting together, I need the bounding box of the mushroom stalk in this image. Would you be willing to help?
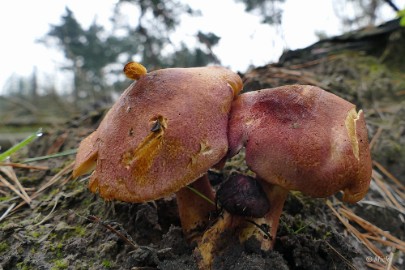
[196,181,289,269]
[196,211,244,269]
[176,174,216,242]
[240,182,289,250]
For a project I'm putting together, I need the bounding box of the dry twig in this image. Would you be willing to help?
[0,162,48,170]
[0,165,31,204]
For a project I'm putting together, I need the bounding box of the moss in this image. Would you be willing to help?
[323,231,333,240]
[51,259,68,270]
[0,195,13,202]
[30,231,41,238]
[0,241,9,253]
[102,259,112,268]
[16,262,30,270]
[74,226,86,237]
[321,52,396,104]
[30,246,37,254]
[49,241,64,258]
[17,246,24,254]
[280,214,310,236]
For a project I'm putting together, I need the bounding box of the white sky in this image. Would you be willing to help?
[0,0,403,93]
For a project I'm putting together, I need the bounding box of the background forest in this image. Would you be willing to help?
[0,0,403,114]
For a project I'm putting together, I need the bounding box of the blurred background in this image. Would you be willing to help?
[0,0,404,148]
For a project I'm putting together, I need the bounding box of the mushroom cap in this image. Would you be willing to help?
[228,85,372,203]
[73,66,243,202]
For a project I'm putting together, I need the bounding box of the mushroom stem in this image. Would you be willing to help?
[176,174,216,242]
[195,182,289,269]
[196,211,244,269]
[240,182,289,250]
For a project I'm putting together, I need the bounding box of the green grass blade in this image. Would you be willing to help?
[0,129,43,161]
[23,148,77,163]
[186,185,215,206]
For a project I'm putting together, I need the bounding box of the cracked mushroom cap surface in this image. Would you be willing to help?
[73,66,243,202]
[228,85,372,203]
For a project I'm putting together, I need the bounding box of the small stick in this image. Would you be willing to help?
[0,162,48,170]
[86,215,140,251]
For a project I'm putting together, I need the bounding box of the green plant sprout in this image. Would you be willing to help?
[0,129,43,161]
[186,185,215,206]
[23,149,77,163]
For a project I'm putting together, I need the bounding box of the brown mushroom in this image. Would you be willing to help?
[216,173,270,218]
[197,85,372,268]
[73,63,243,241]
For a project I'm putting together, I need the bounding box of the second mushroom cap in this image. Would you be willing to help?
[228,85,372,202]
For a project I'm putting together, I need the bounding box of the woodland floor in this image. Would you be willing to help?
[1,21,405,270]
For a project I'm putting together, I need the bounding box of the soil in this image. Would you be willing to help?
[0,127,367,270]
[1,20,404,270]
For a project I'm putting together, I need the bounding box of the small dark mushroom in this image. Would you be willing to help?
[216,173,270,218]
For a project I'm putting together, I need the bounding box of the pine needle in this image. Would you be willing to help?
[340,207,405,251]
[326,200,385,258]
[373,160,404,190]
[0,202,16,222]
[369,126,383,150]
[327,200,401,270]
[386,252,395,270]
[0,162,48,170]
[0,174,30,205]
[324,241,357,270]
[34,194,61,226]
[0,165,31,205]
[363,235,404,252]
[12,161,74,213]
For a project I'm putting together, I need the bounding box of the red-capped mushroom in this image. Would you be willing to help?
[197,85,372,268]
[73,63,243,241]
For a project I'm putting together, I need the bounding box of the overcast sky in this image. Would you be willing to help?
[0,0,403,93]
